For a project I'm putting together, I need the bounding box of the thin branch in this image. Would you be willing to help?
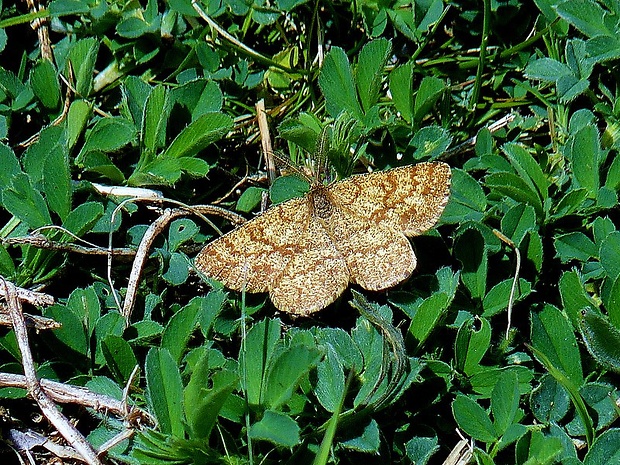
[0,284,54,307]
[2,234,135,258]
[121,208,185,324]
[0,372,154,426]
[256,99,276,185]
[0,309,60,330]
[1,278,103,464]
[493,229,522,340]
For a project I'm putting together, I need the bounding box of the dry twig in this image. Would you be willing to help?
[256,99,276,185]
[2,234,135,258]
[0,373,154,426]
[0,278,103,464]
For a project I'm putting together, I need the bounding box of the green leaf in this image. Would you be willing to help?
[270,175,310,204]
[67,38,99,97]
[193,81,224,118]
[142,85,170,155]
[93,312,125,365]
[145,348,185,437]
[101,335,138,384]
[314,344,345,412]
[66,286,100,336]
[452,394,497,443]
[0,142,21,189]
[3,173,52,229]
[86,376,124,400]
[455,317,491,375]
[314,327,363,371]
[389,63,413,123]
[341,418,380,452]
[0,246,15,277]
[552,188,589,218]
[66,99,92,151]
[605,275,620,328]
[580,308,620,372]
[414,76,446,123]
[63,201,104,236]
[30,59,60,110]
[198,290,227,337]
[168,219,199,252]
[162,112,233,159]
[184,352,238,439]
[554,232,598,263]
[242,318,282,406]
[263,343,322,409]
[530,374,570,424]
[600,231,620,280]
[81,151,126,183]
[130,157,181,186]
[556,0,611,38]
[566,382,619,435]
[455,227,487,300]
[162,252,190,285]
[405,435,439,465]
[482,279,532,317]
[23,125,65,185]
[161,296,204,362]
[236,186,266,213]
[78,117,136,163]
[491,371,520,436]
[43,149,71,221]
[501,203,537,246]
[531,304,584,387]
[583,428,620,465]
[278,114,321,153]
[525,57,572,82]
[560,270,596,328]
[569,125,601,197]
[126,320,164,343]
[485,171,543,218]
[178,157,210,178]
[408,292,450,348]
[44,303,89,360]
[515,430,563,464]
[356,39,390,113]
[469,366,534,399]
[408,126,452,160]
[49,0,91,16]
[501,143,549,203]
[440,169,486,223]
[248,410,300,447]
[319,47,363,120]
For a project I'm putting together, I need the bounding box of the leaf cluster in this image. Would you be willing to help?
[1,0,620,463]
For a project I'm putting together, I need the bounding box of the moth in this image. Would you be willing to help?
[195,162,451,315]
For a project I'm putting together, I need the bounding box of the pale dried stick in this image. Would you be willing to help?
[23,0,52,60]
[3,232,135,258]
[0,372,154,425]
[0,285,53,307]
[443,113,517,159]
[493,229,522,340]
[256,99,276,185]
[0,278,103,465]
[0,311,59,330]
[121,208,185,324]
[443,434,474,465]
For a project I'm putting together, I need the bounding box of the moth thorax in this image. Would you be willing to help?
[310,187,334,220]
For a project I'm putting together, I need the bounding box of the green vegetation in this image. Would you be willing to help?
[1,0,620,462]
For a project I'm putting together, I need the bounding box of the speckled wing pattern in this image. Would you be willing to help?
[195,161,451,315]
